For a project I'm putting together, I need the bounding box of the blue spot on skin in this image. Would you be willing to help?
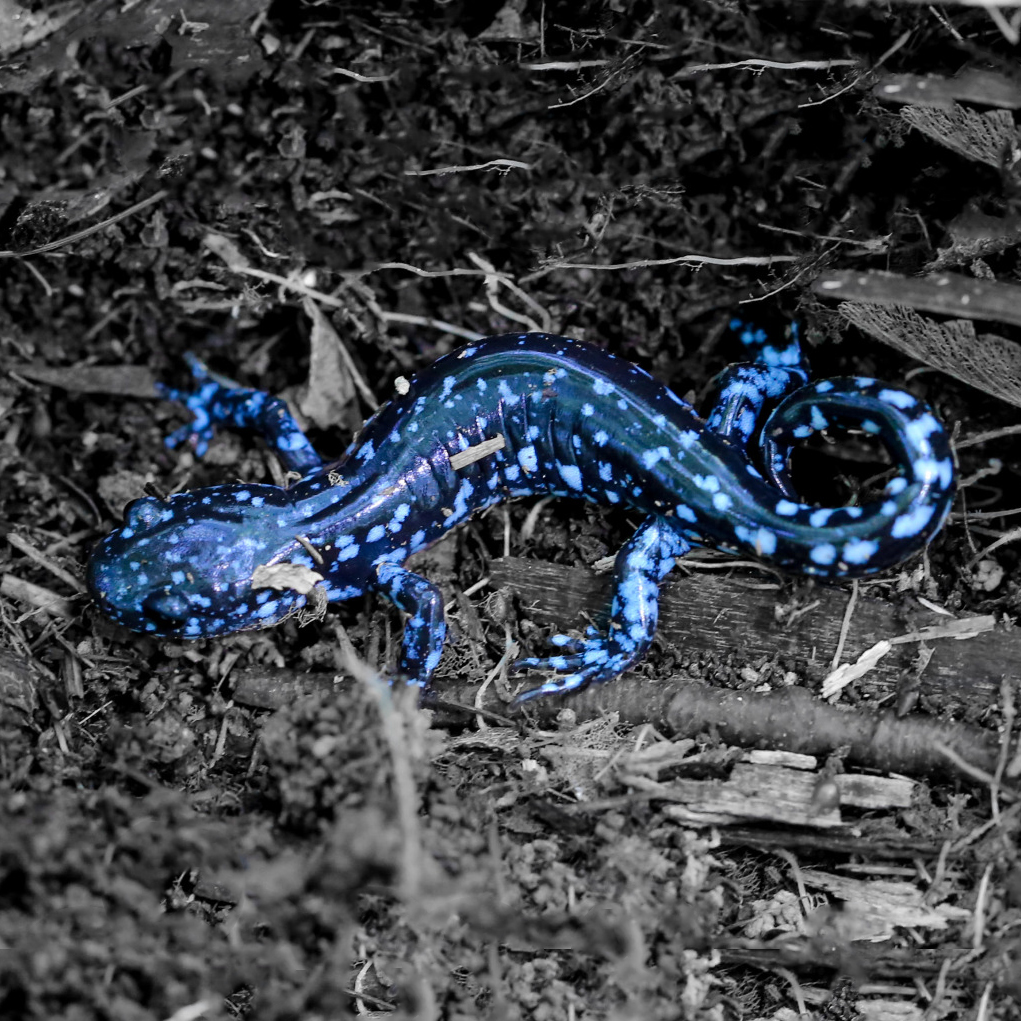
[842,539,878,564]
[675,504,696,523]
[280,432,310,451]
[593,378,614,396]
[810,508,832,529]
[735,525,777,555]
[815,380,834,393]
[878,388,917,409]
[904,413,941,444]
[712,492,733,512]
[444,478,475,527]
[776,500,799,516]
[518,445,538,473]
[810,406,828,431]
[912,458,943,484]
[891,504,936,539]
[594,430,609,446]
[367,525,385,542]
[234,490,251,502]
[641,446,670,469]
[505,464,521,482]
[556,462,583,491]
[810,544,837,565]
[581,403,594,415]
[387,502,411,533]
[886,477,908,496]
[599,462,613,482]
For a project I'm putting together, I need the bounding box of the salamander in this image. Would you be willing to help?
[86,323,956,702]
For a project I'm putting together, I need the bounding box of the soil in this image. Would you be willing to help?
[2,2,1020,1019]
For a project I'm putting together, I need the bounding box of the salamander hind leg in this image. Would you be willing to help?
[158,352,324,475]
[704,319,810,448]
[512,517,691,703]
[373,562,447,690]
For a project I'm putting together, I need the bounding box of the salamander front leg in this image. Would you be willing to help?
[512,517,690,702]
[373,562,447,689]
[158,353,324,476]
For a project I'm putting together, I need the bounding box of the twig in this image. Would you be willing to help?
[7,533,86,594]
[335,627,425,901]
[967,527,1021,568]
[202,237,487,341]
[676,57,858,75]
[956,424,1021,449]
[831,580,859,670]
[548,63,628,110]
[521,251,797,284]
[521,60,611,70]
[0,190,168,258]
[799,30,910,110]
[380,312,484,342]
[330,67,395,83]
[404,159,531,176]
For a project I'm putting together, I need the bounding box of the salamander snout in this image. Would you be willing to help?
[86,483,302,638]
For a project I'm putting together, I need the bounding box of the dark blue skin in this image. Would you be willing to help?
[87,324,956,702]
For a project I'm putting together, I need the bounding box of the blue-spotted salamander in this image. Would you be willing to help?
[87,323,956,702]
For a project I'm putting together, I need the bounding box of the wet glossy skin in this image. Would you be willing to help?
[87,325,956,702]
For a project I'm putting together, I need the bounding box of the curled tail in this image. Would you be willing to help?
[740,375,956,577]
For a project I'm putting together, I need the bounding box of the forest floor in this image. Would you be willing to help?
[2,2,1021,1019]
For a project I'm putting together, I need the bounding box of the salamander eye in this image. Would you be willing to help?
[124,496,167,532]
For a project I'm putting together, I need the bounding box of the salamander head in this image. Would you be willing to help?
[87,484,306,638]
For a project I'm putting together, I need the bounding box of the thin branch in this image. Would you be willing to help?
[676,57,858,76]
[404,159,532,176]
[0,190,168,258]
[330,67,395,83]
[521,251,798,284]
